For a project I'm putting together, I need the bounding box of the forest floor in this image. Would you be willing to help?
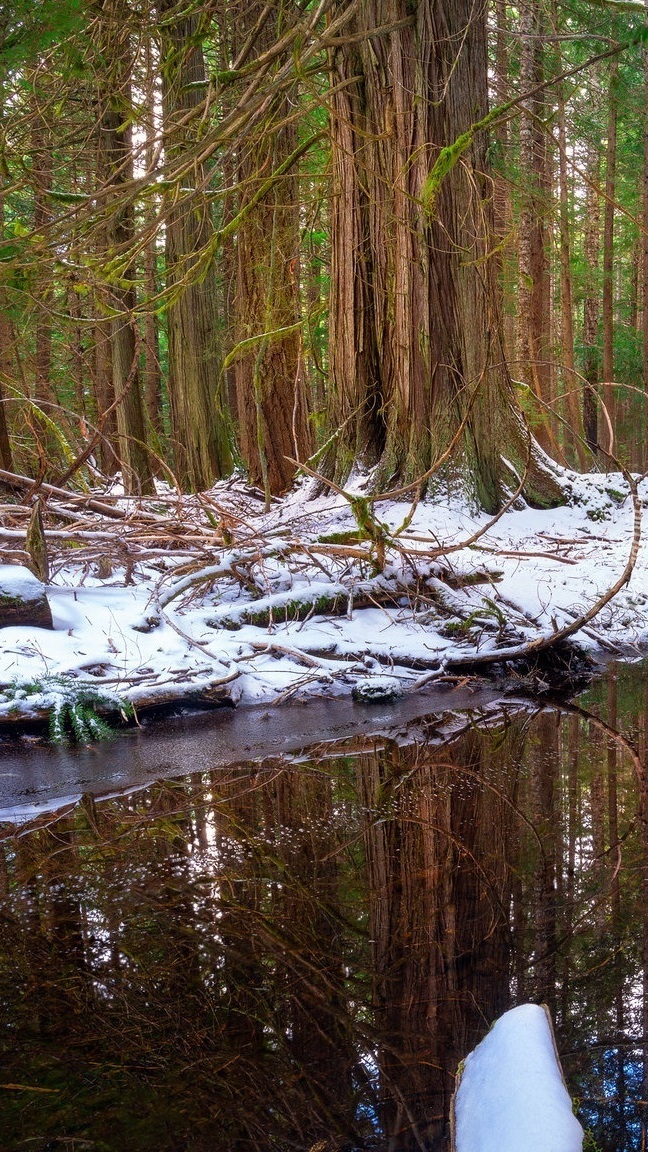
[0,463,645,735]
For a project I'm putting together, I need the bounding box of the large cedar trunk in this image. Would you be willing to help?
[92,120,120,476]
[493,0,515,364]
[234,126,312,496]
[329,0,562,511]
[160,0,232,493]
[142,39,162,448]
[232,3,312,496]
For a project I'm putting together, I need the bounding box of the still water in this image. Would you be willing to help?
[1,666,647,1152]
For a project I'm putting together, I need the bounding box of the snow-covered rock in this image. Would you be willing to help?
[351,675,404,703]
[453,1003,584,1152]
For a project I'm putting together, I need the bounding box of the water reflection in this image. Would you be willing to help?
[1,668,647,1151]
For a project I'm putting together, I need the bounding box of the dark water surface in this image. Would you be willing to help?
[1,667,647,1151]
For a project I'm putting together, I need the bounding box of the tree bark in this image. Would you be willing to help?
[555,71,588,468]
[328,0,562,511]
[142,39,162,449]
[31,82,54,412]
[159,0,232,492]
[517,0,553,455]
[493,0,515,363]
[602,59,619,459]
[233,3,312,498]
[0,76,15,471]
[96,0,153,494]
[583,142,601,454]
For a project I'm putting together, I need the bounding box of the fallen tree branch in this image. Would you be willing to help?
[0,467,165,522]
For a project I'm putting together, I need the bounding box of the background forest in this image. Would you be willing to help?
[0,0,647,507]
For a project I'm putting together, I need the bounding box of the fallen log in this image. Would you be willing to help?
[0,669,240,735]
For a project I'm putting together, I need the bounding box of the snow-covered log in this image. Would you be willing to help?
[0,565,52,629]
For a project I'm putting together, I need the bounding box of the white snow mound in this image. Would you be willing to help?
[454,1003,584,1152]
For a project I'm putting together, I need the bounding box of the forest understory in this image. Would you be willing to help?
[0,459,645,742]
[1,0,647,752]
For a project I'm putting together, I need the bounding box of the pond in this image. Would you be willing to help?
[0,665,647,1152]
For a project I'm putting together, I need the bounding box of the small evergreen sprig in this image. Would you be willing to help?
[1,676,132,745]
[48,692,117,745]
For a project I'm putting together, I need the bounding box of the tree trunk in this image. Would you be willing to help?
[159,0,232,492]
[31,84,54,411]
[602,59,619,460]
[517,0,553,456]
[216,2,238,420]
[493,0,515,363]
[328,0,562,511]
[583,143,601,454]
[556,74,587,468]
[232,5,312,499]
[92,313,119,475]
[96,0,153,494]
[0,78,15,471]
[142,39,162,449]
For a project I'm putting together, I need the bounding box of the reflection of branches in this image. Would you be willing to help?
[3,688,646,1146]
[556,693,646,794]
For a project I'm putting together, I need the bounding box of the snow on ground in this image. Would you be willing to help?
[0,465,645,726]
[453,1003,584,1152]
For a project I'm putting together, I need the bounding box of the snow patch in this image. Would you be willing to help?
[0,469,646,727]
[0,564,46,603]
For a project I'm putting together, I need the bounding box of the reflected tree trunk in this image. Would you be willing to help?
[607,671,627,1143]
[561,712,580,1021]
[360,724,520,1149]
[529,711,559,1015]
[641,671,648,1150]
[270,768,359,1145]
